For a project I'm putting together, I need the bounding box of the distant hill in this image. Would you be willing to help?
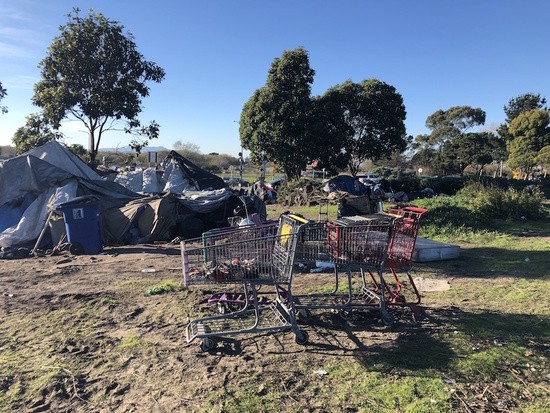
[98,146,170,153]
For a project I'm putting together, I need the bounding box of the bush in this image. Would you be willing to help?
[412,195,494,239]
[456,183,545,220]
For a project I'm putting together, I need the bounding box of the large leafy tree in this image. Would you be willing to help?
[12,113,64,154]
[32,8,165,163]
[441,132,506,176]
[0,81,7,114]
[239,47,315,180]
[314,79,407,176]
[507,109,550,178]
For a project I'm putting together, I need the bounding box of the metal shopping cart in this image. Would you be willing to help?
[181,214,310,351]
[361,206,428,321]
[199,221,278,313]
[292,215,396,325]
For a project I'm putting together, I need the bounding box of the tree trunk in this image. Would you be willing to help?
[88,131,97,164]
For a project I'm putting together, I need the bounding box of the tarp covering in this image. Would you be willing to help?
[114,168,164,194]
[162,151,226,191]
[102,196,179,244]
[26,140,101,180]
[114,151,227,194]
[178,188,233,213]
[0,141,141,248]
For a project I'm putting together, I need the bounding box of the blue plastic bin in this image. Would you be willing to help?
[56,195,102,254]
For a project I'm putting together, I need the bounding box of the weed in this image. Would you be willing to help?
[147,280,181,295]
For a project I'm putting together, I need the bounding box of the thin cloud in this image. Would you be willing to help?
[4,75,39,91]
[0,41,35,59]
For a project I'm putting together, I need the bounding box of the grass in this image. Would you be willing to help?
[1,191,549,412]
[261,194,550,412]
[146,280,181,295]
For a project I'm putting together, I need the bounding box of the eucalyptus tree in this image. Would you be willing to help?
[414,106,493,175]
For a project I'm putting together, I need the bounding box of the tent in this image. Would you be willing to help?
[0,141,141,249]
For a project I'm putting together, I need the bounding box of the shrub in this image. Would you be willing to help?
[456,183,545,220]
[412,196,494,239]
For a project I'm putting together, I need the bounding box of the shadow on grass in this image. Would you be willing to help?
[415,246,550,278]
[298,306,549,375]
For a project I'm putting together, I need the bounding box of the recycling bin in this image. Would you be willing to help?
[56,195,102,254]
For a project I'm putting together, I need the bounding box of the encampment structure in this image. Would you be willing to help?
[0,142,264,253]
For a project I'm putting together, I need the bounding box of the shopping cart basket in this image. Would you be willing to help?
[362,206,428,321]
[292,215,395,325]
[181,214,310,351]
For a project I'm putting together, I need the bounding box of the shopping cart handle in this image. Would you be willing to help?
[402,206,428,214]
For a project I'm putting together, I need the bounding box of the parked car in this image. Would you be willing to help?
[356,173,381,185]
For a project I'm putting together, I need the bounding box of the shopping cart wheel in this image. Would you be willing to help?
[200,337,217,352]
[295,329,309,345]
[380,309,394,327]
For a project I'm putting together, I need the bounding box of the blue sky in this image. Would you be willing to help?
[1,0,549,156]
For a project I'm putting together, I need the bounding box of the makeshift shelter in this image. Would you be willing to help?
[102,189,240,243]
[322,175,368,196]
[113,151,227,195]
[1,142,268,253]
[0,141,141,249]
[161,151,226,191]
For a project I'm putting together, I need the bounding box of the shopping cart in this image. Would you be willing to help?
[361,206,428,321]
[292,215,396,325]
[198,221,279,313]
[181,214,310,351]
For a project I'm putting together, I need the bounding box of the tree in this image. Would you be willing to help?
[32,8,165,163]
[507,109,550,178]
[172,140,202,165]
[444,132,506,176]
[309,91,350,175]
[314,79,407,176]
[498,93,547,141]
[329,79,407,176]
[534,145,550,177]
[12,113,64,154]
[504,93,547,124]
[239,47,315,180]
[173,140,200,153]
[0,81,7,114]
[425,106,485,145]
[414,106,487,175]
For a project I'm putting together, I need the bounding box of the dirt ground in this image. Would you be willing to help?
[0,242,547,412]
